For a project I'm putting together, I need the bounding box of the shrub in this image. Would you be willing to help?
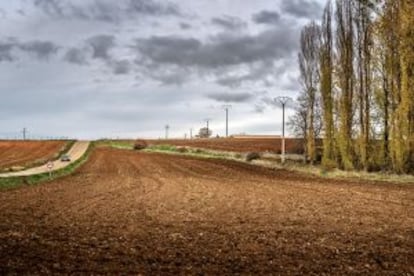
[176,147,188,153]
[234,153,243,159]
[133,140,148,150]
[246,152,261,162]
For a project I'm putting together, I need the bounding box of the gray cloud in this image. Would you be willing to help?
[31,0,183,23]
[132,25,299,87]
[86,34,115,60]
[0,38,59,62]
[127,0,181,16]
[206,92,254,103]
[0,41,15,62]
[64,47,88,65]
[215,60,279,88]
[134,25,298,70]
[252,10,281,25]
[211,15,247,31]
[281,0,322,19]
[0,8,6,18]
[110,59,131,75]
[18,40,59,59]
[179,22,192,30]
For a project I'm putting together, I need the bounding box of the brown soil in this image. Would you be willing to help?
[0,140,67,169]
[0,147,413,275]
[147,138,308,153]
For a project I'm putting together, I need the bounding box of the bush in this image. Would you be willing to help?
[246,152,261,162]
[133,140,148,150]
[176,147,188,153]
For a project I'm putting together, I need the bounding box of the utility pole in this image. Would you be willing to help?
[190,128,193,139]
[274,96,292,164]
[204,118,211,138]
[222,105,232,137]
[22,128,27,140]
[165,124,170,139]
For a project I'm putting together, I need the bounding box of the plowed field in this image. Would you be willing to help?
[147,138,306,153]
[0,140,67,170]
[0,148,413,274]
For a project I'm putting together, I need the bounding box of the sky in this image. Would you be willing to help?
[0,0,324,139]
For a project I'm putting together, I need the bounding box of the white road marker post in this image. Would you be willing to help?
[47,161,54,179]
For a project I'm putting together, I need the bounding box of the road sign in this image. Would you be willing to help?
[47,161,54,178]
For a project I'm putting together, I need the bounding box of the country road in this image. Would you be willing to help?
[0,141,90,178]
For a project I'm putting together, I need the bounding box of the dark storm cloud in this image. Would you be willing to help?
[18,40,59,59]
[132,25,299,87]
[211,15,247,31]
[63,47,88,65]
[31,0,183,23]
[252,10,281,25]
[134,25,298,69]
[281,0,322,19]
[86,34,115,60]
[206,92,254,103]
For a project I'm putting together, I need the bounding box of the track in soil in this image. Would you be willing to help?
[0,147,413,274]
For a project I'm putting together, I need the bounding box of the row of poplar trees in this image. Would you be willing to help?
[293,0,414,173]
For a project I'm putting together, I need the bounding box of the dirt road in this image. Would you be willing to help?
[0,141,89,178]
[0,148,413,274]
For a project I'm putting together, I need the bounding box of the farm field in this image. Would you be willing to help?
[0,140,68,170]
[146,137,307,153]
[0,147,412,274]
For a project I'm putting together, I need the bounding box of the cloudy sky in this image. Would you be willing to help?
[0,0,323,139]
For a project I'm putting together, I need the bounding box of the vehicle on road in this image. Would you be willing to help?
[60,154,71,162]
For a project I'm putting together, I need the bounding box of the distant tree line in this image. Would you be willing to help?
[290,0,414,173]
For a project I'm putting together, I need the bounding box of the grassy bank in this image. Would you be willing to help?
[0,142,93,190]
[143,144,414,184]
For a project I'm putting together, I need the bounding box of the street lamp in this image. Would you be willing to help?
[222,105,232,137]
[274,96,292,164]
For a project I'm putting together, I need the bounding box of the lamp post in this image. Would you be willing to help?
[222,105,232,137]
[275,96,292,164]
